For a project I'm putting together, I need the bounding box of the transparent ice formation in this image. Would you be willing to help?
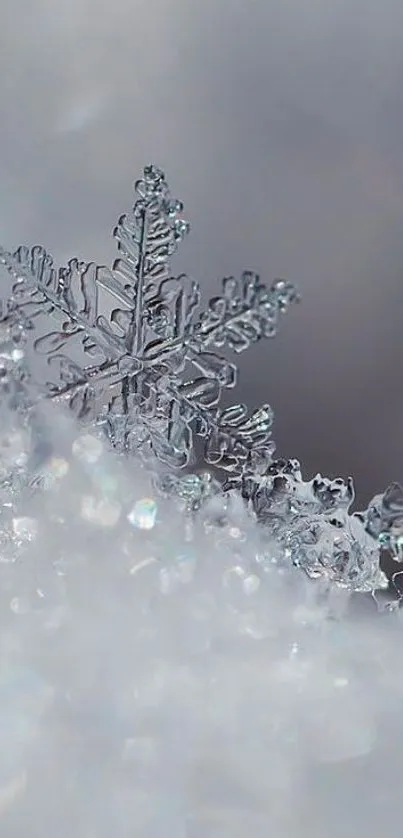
[0,163,401,602]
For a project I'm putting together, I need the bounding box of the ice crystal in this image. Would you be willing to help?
[0,164,298,475]
[0,163,402,599]
[238,458,389,593]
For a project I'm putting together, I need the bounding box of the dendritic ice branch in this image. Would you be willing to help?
[0,165,298,474]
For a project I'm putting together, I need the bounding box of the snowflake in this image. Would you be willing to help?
[0,164,402,599]
[0,165,298,474]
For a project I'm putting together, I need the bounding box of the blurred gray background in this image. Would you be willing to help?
[1,0,403,507]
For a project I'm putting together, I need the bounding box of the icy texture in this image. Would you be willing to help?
[0,375,401,836]
[237,458,389,593]
[0,165,298,473]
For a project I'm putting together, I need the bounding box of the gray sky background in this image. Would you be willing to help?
[1,0,403,506]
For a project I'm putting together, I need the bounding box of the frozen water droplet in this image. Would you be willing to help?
[81,495,121,527]
[127,498,157,530]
